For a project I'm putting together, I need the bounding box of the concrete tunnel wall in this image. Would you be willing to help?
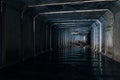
[111,4,120,62]
[91,11,114,59]
[100,4,120,62]
[1,4,36,66]
[91,3,120,62]
[0,3,54,68]
[3,5,22,65]
[35,16,53,54]
[1,1,120,68]
[91,22,100,52]
[22,14,34,60]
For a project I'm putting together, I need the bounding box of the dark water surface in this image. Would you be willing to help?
[0,47,120,80]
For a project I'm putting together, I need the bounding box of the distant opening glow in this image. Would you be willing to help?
[71,31,79,35]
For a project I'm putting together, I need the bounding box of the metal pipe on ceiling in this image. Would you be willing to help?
[28,0,116,7]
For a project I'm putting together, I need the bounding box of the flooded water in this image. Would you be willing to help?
[0,46,120,80]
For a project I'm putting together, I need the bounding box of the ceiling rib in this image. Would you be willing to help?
[50,19,97,22]
[38,9,108,15]
[48,19,97,21]
[54,23,93,25]
[53,24,91,26]
[57,26,90,28]
[28,0,116,7]
[50,19,96,29]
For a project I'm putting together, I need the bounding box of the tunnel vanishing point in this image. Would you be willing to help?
[0,0,120,80]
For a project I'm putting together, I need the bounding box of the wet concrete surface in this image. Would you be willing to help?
[0,47,120,80]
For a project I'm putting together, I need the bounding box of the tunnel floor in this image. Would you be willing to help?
[0,47,120,80]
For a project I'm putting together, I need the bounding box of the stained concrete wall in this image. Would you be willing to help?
[98,2,120,62]
[91,21,100,52]
[0,0,4,67]
[35,16,45,54]
[22,14,34,60]
[35,16,52,54]
[103,11,114,58]
[91,11,114,57]
[99,16,107,53]
[4,5,21,65]
[1,4,54,68]
[110,3,120,62]
[1,3,34,68]
[57,29,71,48]
[92,11,114,58]
[91,1,120,63]
[3,4,35,66]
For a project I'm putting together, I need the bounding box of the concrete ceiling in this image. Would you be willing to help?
[4,0,118,32]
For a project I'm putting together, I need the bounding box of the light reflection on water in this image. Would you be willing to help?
[56,46,120,80]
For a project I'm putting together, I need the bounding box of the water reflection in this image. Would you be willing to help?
[91,51,120,80]
[0,46,120,80]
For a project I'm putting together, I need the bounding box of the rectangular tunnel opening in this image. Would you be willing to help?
[0,0,120,80]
